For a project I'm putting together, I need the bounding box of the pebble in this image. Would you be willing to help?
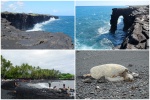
[83,78,92,83]
[90,92,94,94]
[95,86,100,89]
[97,76,106,83]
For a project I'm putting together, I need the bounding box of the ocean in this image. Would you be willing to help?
[26,80,75,97]
[27,16,74,41]
[76,6,127,50]
[26,80,74,89]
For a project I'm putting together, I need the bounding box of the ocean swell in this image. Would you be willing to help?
[26,17,57,32]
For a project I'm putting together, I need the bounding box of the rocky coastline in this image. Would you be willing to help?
[110,5,149,49]
[1,80,74,99]
[1,12,73,49]
[1,12,59,30]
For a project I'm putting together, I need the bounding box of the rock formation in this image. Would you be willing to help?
[1,12,58,30]
[1,16,73,49]
[110,6,149,49]
[1,81,74,99]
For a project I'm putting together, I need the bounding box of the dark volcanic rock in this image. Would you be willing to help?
[110,7,135,33]
[1,81,73,99]
[1,81,16,90]
[1,18,73,49]
[1,12,58,30]
[15,87,73,99]
[110,6,149,49]
[83,78,92,83]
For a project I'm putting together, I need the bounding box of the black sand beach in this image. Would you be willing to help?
[1,80,74,99]
[76,51,149,99]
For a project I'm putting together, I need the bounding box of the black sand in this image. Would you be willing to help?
[76,51,149,99]
[1,80,74,99]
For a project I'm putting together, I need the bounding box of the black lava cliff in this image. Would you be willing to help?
[1,12,73,49]
[110,6,149,49]
[1,12,58,30]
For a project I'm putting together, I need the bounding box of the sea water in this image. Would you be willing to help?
[27,80,74,89]
[27,16,74,41]
[76,6,127,50]
[26,80,75,97]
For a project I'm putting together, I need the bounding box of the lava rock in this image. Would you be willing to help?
[110,6,149,49]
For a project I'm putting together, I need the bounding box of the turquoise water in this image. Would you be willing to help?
[76,6,127,49]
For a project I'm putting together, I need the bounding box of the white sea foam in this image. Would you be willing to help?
[77,45,94,50]
[97,20,110,35]
[99,38,114,49]
[37,83,49,88]
[117,16,124,29]
[118,16,123,24]
[98,27,109,34]
[76,39,94,50]
[26,17,57,32]
[27,83,49,89]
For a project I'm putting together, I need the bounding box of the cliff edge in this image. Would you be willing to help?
[1,12,59,31]
[1,12,73,49]
[110,6,149,49]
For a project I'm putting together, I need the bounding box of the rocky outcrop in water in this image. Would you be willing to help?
[110,6,149,49]
[1,12,58,30]
[1,18,73,49]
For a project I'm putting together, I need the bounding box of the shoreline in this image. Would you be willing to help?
[1,17,74,49]
[110,5,149,49]
[1,80,75,99]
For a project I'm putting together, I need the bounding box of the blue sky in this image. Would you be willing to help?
[1,1,74,16]
[76,1,149,6]
[1,50,75,74]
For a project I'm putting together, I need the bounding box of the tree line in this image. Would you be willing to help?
[1,55,74,80]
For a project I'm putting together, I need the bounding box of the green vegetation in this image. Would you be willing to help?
[1,55,74,80]
[28,13,39,16]
[59,73,74,80]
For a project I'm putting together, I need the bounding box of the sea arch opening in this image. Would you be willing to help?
[117,15,124,30]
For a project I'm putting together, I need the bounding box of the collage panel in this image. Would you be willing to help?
[1,50,75,99]
[75,1,149,50]
[0,0,149,99]
[76,50,149,99]
[1,1,74,49]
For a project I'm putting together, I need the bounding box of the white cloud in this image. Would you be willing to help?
[2,1,24,12]
[76,1,149,6]
[1,50,75,74]
[8,4,17,11]
[29,10,33,13]
[52,9,58,13]
[17,1,24,7]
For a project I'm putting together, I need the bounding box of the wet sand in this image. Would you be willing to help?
[76,51,149,99]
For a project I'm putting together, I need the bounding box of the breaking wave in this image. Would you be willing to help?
[26,17,57,32]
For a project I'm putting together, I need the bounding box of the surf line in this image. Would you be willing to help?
[26,17,58,32]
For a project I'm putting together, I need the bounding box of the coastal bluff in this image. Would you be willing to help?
[110,6,149,49]
[1,12,73,49]
[1,12,59,30]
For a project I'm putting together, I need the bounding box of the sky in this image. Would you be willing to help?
[76,0,149,6]
[1,1,74,16]
[1,50,75,74]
